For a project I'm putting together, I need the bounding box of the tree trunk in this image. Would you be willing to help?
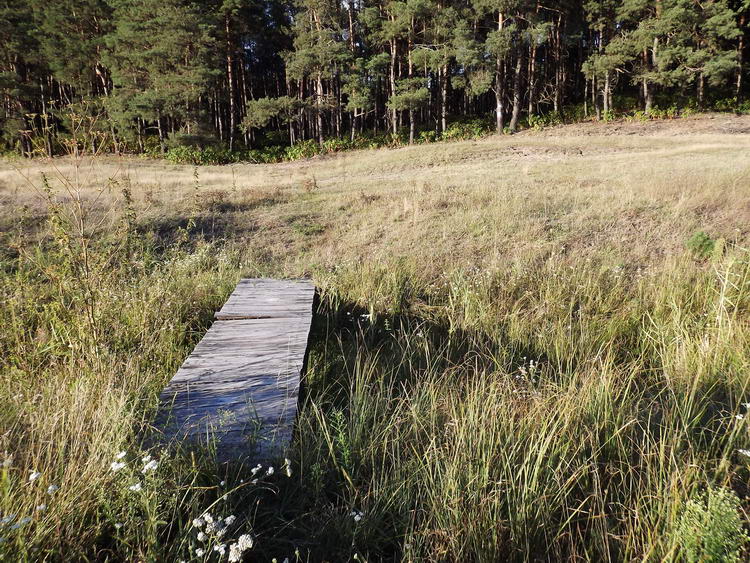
[316,72,324,147]
[593,76,601,120]
[390,38,398,134]
[528,43,536,116]
[157,114,166,154]
[225,15,236,151]
[553,15,562,112]
[603,71,610,114]
[441,64,448,133]
[584,78,588,118]
[495,13,505,133]
[509,49,523,133]
[737,15,745,102]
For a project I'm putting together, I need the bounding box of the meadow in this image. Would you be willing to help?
[1,114,750,561]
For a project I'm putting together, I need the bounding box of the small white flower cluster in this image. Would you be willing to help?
[119,453,159,493]
[517,357,539,379]
[735,403,750,421]
[0,512,33,539]
[192,512,254,561]
[0,468,62,543]
[194,512,236,540]
[228,534,254,562]
[350,510,365,523]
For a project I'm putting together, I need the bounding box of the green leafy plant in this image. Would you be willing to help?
[687,231,717,260]
[674,486,748,562]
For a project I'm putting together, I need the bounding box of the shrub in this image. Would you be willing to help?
[165,146,242,165]
[284,139,320,160]
[674,486,748,562]
[417,130,437,143]
[441,118,492,141]
[686,231,717,260]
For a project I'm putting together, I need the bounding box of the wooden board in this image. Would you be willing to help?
[155,278,315,461]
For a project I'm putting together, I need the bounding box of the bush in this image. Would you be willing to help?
[674,487,748,562]
[285,139,321,160]
[441,118,492,141]
[686,231,717,260]
[165,146,242,166]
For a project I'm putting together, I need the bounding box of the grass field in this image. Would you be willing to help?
[1,114,750,561]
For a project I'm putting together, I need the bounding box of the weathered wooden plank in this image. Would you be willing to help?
[155,278,315,462]
[215,278,315,320]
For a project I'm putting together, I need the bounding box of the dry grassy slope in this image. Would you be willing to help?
[1,113,749,277]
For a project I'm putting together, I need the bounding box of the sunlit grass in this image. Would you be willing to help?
[1,119,750,560]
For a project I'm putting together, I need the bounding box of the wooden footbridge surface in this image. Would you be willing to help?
[155,278,316,461]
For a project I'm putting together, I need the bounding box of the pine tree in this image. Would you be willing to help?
[104,0,216,151]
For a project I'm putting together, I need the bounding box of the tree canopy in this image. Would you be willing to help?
[0,0,748,154]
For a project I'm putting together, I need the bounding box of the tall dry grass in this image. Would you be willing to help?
[1,118,750,560]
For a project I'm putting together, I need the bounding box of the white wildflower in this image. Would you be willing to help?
[220,480,226,486]
[142,455,152,464]
[115,451,127,460]
[28,471,42,482]
[115,522,123,530]
[736,414,745,420]
[142,460,158,473]
[197,531,207,542]
[214,543,226,555]
[35,504,46,512]
[195,548,205,557]
[236,534,254,551]
[206,520,217,533]
[110,461,126,472]
[192,517,205,528]
[203,513,214,524]
[10,517,31,530]
[250,464,262,476]
[128,482,142,492]
[228,543,243,562]
[46,485,59,495]
[223,515,236,526]
[251,479,258,485]
[350,510,364,522]
[265,466,274,476]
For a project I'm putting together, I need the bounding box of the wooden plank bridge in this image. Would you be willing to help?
[155,278,315,461]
